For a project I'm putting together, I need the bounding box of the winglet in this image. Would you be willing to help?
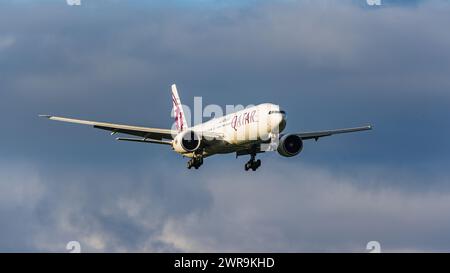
[39,114,52,118]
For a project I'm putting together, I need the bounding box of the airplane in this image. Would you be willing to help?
[40,84,372,171]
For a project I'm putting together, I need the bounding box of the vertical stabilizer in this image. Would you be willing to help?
[171,84,188,132]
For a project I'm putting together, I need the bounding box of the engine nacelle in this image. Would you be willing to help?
[277,134,303,157]
[172,130,202,153]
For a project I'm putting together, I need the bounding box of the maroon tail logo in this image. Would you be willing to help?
[172,94,184,131]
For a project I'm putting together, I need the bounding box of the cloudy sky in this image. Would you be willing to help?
[1,0,450,252]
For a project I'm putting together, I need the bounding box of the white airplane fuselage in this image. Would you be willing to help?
[172,103,286,158]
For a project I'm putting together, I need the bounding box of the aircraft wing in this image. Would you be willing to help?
[295,125,372,141]
[40,115,176,141]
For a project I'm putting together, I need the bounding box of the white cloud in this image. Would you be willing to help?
[1,159,449,252]
[158,162,450,252]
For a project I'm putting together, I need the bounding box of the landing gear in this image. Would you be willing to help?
[187,156,203,169]
[244,154,261,171]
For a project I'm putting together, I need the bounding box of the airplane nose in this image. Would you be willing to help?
[271,110,286,132]
[279,112,286,132]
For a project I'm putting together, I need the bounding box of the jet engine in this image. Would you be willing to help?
[277,134,303,157]
[173,130,202,153]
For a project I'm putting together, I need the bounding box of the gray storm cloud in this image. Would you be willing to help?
[0,0,449,252]
[3,160,450,252]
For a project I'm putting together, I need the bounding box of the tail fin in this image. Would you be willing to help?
[171,84,188,132]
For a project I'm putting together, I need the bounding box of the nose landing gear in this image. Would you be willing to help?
[245,153,261,171]
[187,156,203,169]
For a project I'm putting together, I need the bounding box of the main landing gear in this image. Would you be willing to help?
[187,156,203,169]
[245,153,261,171]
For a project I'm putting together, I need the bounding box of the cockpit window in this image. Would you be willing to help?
[269,110,286,115]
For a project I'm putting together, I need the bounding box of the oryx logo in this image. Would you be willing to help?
[231,110,257,131]
[172,94,184,131]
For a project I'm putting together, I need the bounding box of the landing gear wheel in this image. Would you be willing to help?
[251,159,261,171]
[245,157,261,171]
[187,156,204,170]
